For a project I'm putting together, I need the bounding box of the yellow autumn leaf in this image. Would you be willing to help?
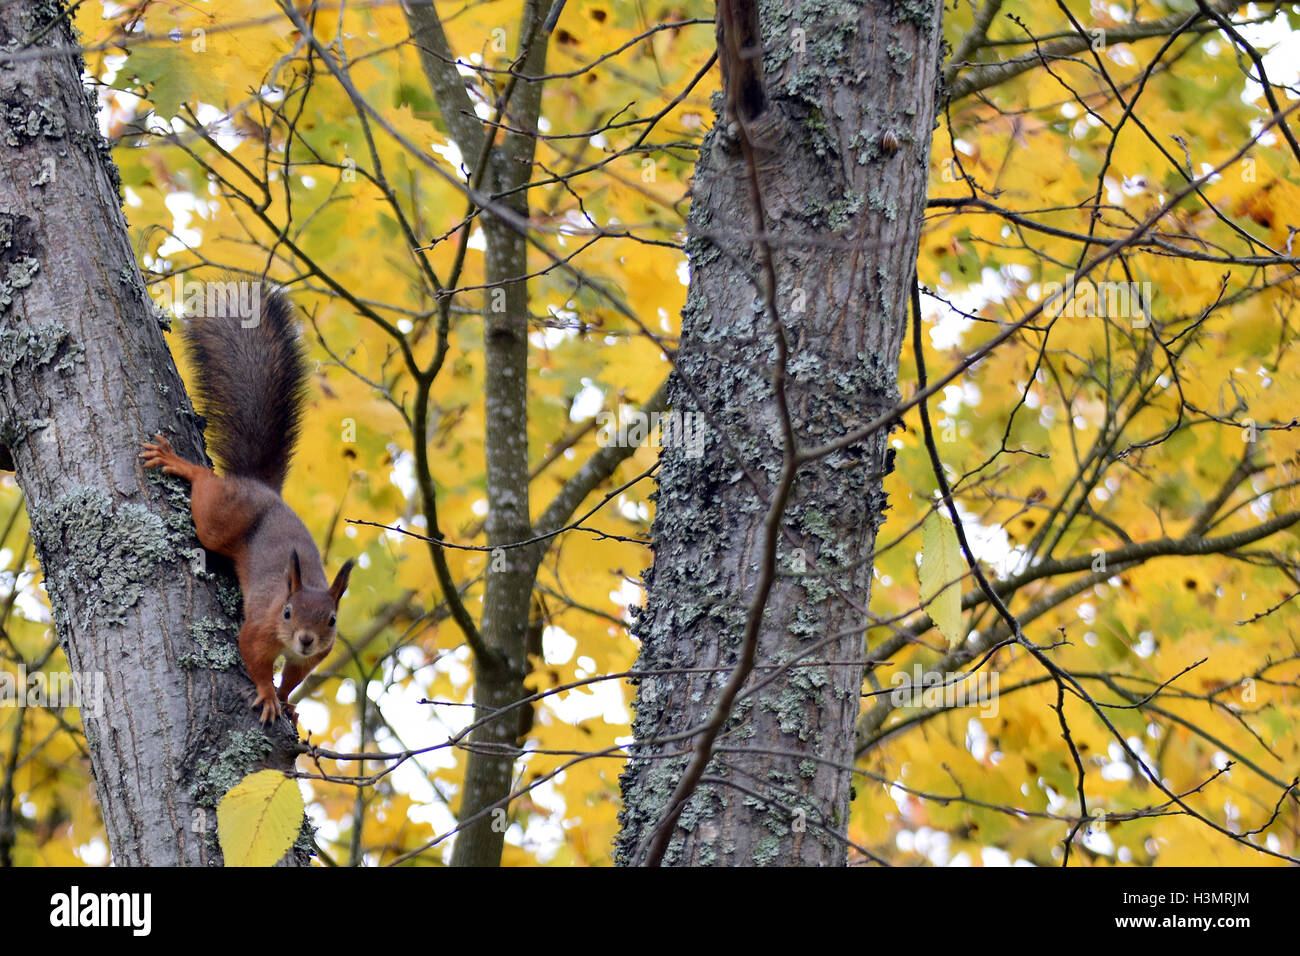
[217,770,305,867]
[919,508,965,650]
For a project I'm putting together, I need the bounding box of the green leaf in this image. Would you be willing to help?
[112,47,195,119]
[217,769,305,867]
[920,508,965,650]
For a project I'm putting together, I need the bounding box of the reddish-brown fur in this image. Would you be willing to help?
[142,434,352,724]
[139,288,351,727]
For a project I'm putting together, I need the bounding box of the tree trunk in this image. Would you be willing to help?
[437,0,553,869]
[616,0,943,865]
[405,0,656,866]
[0,1,301,866]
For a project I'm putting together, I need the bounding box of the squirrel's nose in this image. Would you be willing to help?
[301,634,314,648]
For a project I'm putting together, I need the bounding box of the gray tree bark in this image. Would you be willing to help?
[451,0,553,865]
[402,0,669,867]
[616,0,943,865]
[0,0,301,866]
[399,0,557,869]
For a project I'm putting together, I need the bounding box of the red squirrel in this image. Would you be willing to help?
[141,286,353,726]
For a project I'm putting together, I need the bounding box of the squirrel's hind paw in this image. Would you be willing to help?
[140,434,194,478]
[140,434,176,468]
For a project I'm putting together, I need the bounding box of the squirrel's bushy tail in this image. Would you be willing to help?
[183,282,308,493]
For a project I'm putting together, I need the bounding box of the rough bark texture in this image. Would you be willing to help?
[0,1,301,866]
[616,0,943,865]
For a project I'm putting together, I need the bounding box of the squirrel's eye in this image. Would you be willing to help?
[329,614,336,627]
[283,606,292,620]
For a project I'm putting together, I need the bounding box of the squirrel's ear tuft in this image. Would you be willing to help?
[330,558,355,604]
[286,550,303,594]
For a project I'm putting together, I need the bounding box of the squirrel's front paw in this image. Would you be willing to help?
[251,686,283,725]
